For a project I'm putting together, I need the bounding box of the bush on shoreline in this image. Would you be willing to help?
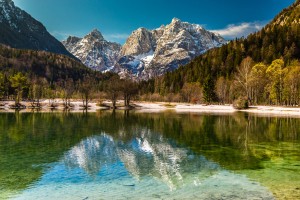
[233,97,249,110]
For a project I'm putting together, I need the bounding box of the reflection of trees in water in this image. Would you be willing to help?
[62,129,219,190]
[0,111,300,192]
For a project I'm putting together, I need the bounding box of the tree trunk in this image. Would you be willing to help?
[112,100,116,110]
[126,96,130,107]
[85,95,88,109]
[124,94,127,107]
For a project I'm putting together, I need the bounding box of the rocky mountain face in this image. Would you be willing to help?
[63,29,121,71]
[116,18,226,80]
[0,0,75,58]
[63,18,225,80]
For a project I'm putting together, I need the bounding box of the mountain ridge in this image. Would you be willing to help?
[63,29,121,71]
[142,0,300,103]
[116,18,225,80]
[0,0,76,59]
[63,18,225,80]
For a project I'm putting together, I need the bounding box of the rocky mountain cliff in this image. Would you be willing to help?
[63,18,225,80]
[116,18,226,79]
[63,29,121,71]
[0,0,75,58]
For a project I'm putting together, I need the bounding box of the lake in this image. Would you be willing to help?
[0,111,299,199]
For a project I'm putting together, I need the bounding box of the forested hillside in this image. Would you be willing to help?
[0,45,96,82]
[140,0,300,106]
[0,44,118,105]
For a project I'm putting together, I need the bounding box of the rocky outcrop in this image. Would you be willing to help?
[117,18,226,80]
[120,28,155,56]
[62,29,121,71]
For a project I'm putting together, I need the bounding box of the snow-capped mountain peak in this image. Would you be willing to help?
[85,29,105,41]
[63,29,121,72]
[116,18,226,80]
[62,18,226,80]
[171,17,181,23]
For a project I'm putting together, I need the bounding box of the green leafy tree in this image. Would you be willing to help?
[9,73,28,106]
[59,79,75,109]
[45,87,57,108]
[249,63,268,105]
[283,62,300,105]
[266,59,287,105]
[29,78,46,107]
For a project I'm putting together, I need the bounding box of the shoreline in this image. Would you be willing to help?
[0,100,300,117]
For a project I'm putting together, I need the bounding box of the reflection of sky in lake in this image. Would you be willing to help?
[12,129,274,200]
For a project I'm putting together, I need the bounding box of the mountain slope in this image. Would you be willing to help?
[0,0,75,59]
[145,0,300,97]
[117,18,225,79]
[64,19,225,80]
[0,44,101,83]
[63,29,121,71]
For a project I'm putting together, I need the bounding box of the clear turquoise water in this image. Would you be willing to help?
[0,111,299,199]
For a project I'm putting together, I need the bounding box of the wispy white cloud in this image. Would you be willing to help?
[211,21,268,39]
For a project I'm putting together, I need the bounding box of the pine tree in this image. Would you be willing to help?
[203,75,216,104]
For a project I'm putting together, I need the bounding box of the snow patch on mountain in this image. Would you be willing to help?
[117,18,226,80]
[62,29,121,72]
[63,18,226,80]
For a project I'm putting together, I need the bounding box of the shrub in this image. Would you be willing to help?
[233,97,249,109]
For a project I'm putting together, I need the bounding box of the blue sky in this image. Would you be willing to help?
[13,0,295,44]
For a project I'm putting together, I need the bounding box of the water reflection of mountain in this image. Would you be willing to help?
[63,130,219,190]
[64,134,118,175]
[0,111,299,198]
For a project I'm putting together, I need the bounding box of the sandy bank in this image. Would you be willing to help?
[134,102,300,117]
[0,100,299,117]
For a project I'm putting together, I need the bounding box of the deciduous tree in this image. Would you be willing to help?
[105,76,122,109]
[9,72,28,106]
[266,59,287,105]
[120,79,138,107]
[181,82,202,103]
[79,75,96,109]
[234,57,253,104]
[249,63,268,105]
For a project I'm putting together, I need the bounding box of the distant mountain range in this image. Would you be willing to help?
[1,0,298,85]
[0,0,225,80]
[0,0,76,59]
[63,18,225,80]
